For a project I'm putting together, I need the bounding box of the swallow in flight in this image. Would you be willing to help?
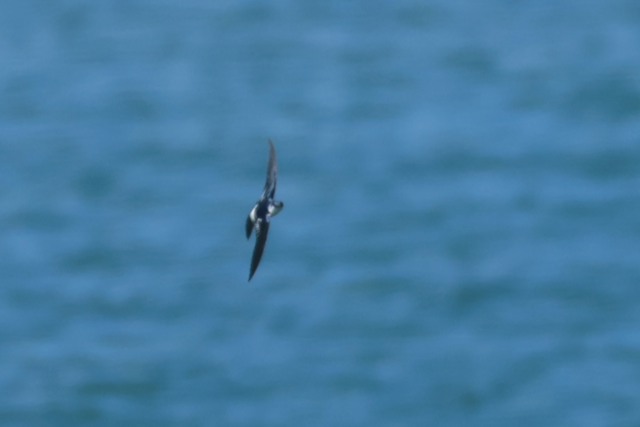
[245,139,284,281]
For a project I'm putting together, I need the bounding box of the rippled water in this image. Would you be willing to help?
[1,0,640,426]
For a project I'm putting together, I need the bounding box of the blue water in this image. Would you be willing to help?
[2,0,640,425]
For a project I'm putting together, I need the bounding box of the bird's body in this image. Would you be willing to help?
[246,140,284,281]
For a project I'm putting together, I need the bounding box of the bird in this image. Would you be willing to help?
[245,139,284,281]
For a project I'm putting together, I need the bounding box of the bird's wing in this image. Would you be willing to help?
[249,220,270,281]
[260,139,278,200]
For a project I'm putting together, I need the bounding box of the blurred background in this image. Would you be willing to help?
[1,0,640,426]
